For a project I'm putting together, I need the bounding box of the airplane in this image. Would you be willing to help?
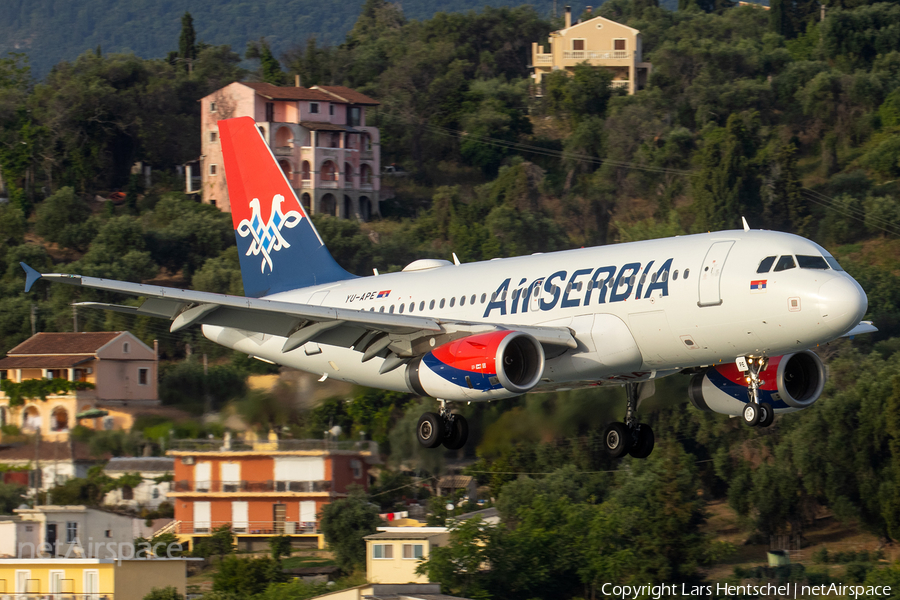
[20,116,875,459]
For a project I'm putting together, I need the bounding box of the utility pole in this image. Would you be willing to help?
[30,304,36,336]
[203,354,212,414]
[72,305,78,333]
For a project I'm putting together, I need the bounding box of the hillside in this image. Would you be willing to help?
[3,0,589,77]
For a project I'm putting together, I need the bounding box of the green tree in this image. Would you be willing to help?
[178,12,197,74]
[143,587,183,600]
[319,487,380,572]
[246,39,287,85]
[192,524,235,559]
[213,555,285,595]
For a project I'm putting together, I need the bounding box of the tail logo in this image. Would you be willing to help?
[237,195,303,273]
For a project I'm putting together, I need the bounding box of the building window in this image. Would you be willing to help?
[573,39,585,51]
[152,488,160,499]
[329,104,334,116]
[122,486,133,500]
[348,107,361,127]
[310,102,319,114]
[105,530,112,538]
[138,368,149,385]
[321,161,337,181]
[210,164,217,176]
[614,39,626,50]
[123,342,130,353]
[403,544,424,559]
[210,199,217,207]
[210,101,217,112]
[209,131,218,142]
[66,522,78,543]
[372,544,393,559]
[265,102,275,122]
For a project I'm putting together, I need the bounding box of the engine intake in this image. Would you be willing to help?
[688,350,825,415]
[406,330,545,401]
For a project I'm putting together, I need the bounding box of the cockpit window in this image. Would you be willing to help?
[825,256,844,271]
[773,255,796,272]
[797,255,829,269]
[757,256,776,273]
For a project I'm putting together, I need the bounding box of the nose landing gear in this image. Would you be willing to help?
[417,400,469,449]
[738,356,775,428]
[604,382,655,459]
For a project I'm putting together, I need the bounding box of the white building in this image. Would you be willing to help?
[103,457,173,511]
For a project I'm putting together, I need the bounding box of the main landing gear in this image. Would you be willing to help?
[417,400,469,450]
[738,356,775,428]
[604,382,655,459]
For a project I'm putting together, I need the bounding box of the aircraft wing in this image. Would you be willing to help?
[22,263,576,360]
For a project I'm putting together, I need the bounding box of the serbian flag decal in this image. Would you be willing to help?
[750,280,767,293]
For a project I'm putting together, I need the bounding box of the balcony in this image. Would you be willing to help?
[4,595,113,600]
[319,181,338,189]
[360,183,374,191]
[169,438,378,453]
[611,80,630,89]
[274,146,293,156]
[318,148,339,158]
[360,150,374,161]
[174,479,332,493]
[301,180,312,189]
[563,50,630,60]
[177,520,319,535]
[535,54,553,64]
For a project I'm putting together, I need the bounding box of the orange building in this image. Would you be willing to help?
[166,434,378,550]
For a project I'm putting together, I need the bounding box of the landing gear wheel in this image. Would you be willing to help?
[758,402,774,428]
[742,403,760,427]
[417,412,444,448]
[443,414,469,450]
[604,422,632,458]
[629,425,655,459]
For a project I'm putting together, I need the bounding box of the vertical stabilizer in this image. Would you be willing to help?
[218,117,354,297]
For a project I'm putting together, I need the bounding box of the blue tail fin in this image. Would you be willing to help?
[218,117,354,297]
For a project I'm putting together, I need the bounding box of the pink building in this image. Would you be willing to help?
[198,81,381,220]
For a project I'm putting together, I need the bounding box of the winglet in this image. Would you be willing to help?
[20,263,42,292]
[741,216,750,232]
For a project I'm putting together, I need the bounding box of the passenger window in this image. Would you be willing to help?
[450,297,456,307]
[640,274,647,285]
[440,299,445,308]
[757,256,776,273]
[409,302,415,312]
[429,300,435,310]
[379,306,384,313]
[673,270,679,280]
[399,304,404,313]
[501,291,507,300]
[662,270,668,281]
[419,301,425,311]
[480,293,486,303]
[460,296,466,306]
[470,294,476,304]
[797,255,829,269]
[684,269,690,279]
[774,255,796,272]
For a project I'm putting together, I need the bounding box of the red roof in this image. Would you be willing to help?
[0,441,106,462]
[242,82,335,102]
[0,356,93,369]
[7,332,122,356]
[314,85,380,106]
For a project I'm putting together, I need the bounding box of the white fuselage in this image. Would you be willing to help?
[203,230,867,397]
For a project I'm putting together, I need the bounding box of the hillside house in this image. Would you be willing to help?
[166,432,378,550]
[103,457,174,510]
[199,80,381,220]
[531,6,652,95]
[0,332,159,440]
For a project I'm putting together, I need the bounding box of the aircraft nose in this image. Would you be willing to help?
[818,276,868,336]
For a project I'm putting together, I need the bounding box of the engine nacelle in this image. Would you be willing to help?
[688,350,826,416]
[406,330,545,401]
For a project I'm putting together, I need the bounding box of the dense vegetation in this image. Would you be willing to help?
[4,0,900,595]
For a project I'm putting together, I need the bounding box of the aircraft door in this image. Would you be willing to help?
[697,241,735,307]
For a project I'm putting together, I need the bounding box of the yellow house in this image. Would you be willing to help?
[0,558,191,599]
[531,6,653,94]
[364,528,449,584]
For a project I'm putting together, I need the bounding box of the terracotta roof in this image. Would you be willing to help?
[242,82,335,102]
[7,332,122,356]
[437,475,474,488]
[0,441,107,462]
[365,531,445,540]
[314,85,380,106]
[0,356,93,369]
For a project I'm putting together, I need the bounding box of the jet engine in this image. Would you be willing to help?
[688,350,826,415]
[406,330,545,401]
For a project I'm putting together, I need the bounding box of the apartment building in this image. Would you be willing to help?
[531,6,652,95]
[0,332,159,440]
[166,433,378,550]
[199,80,381,220]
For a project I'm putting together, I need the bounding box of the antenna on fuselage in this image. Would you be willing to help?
[741,216,750,232]
[452,253,461,266]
